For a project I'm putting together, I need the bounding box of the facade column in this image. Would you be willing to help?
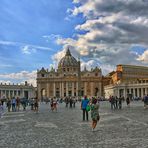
[59,82,62,97]
[99,82,102,97]
[146,88,148,95]
[72,82,74,96]
[53,82,56,97]
[129,88,131,95]
[66,82,68,96]
[90,82,93,96]
[117,87,119,98]
[137,87,140,97]
[141,87,144,98]
[47,83,49,98]
[133,88,135,98]
[37,84,41,100]
[84,82,87,96]
[76,82,78,96]
[62,82,64,97]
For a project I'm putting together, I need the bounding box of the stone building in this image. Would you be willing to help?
[104,64,148,99]
[37,49,103,99]
[0,81,36,99]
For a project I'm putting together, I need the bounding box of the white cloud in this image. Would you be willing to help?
[0,70,37,86]
[0,40,52,54]
[137,50,148,63]
[51,0,148,74]
[0,64,13,68]
[21,46,37,55]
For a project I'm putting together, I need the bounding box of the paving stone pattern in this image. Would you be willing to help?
[0,101,148,148]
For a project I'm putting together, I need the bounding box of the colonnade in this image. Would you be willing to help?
[0,89,34,99]
[119,87,148,98]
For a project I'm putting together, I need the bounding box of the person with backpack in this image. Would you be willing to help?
[81,96,89,121]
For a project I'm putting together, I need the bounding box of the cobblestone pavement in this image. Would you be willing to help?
[0,101,148,148]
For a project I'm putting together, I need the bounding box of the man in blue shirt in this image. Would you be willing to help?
[11,97,16,112]
[81,96,89,121]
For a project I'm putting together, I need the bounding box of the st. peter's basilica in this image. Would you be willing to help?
[37,49,104,99]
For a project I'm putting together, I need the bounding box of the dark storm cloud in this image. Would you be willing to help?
[114,21,148,44]
[94,0,148,17]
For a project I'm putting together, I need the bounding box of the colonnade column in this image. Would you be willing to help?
[124,88,126,98]
[84,82,87,96]
[16,90,18,97]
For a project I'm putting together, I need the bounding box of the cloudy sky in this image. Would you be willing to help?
[0,0,148,86]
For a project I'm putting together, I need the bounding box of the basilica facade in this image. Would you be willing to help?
[37,49,103,99]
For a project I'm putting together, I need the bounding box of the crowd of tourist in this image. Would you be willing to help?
[0,93,148,132]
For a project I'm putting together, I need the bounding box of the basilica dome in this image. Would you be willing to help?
[58,49,78,68]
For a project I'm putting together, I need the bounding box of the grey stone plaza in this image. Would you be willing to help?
[0,101,148,148]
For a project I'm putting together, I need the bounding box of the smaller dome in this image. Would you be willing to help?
[58,49,78,68]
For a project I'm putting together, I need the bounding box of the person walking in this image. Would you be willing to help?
[110,96,115,110]
[11,97,16,112]
[115,96,118,109]
[7,98,11,112]
[81,96,89,121]
[65,97,69,108]
[69,97,73,108]
[118,97,122,109]
[90,98,100,131]
[53,98,58,112]
[50,98,54,111]
[126,96,130,107]
[34,97,39,113]
[144,94,148,109]
[73,97,76,108]
[16,97,20,111]
[22,98,27,111]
